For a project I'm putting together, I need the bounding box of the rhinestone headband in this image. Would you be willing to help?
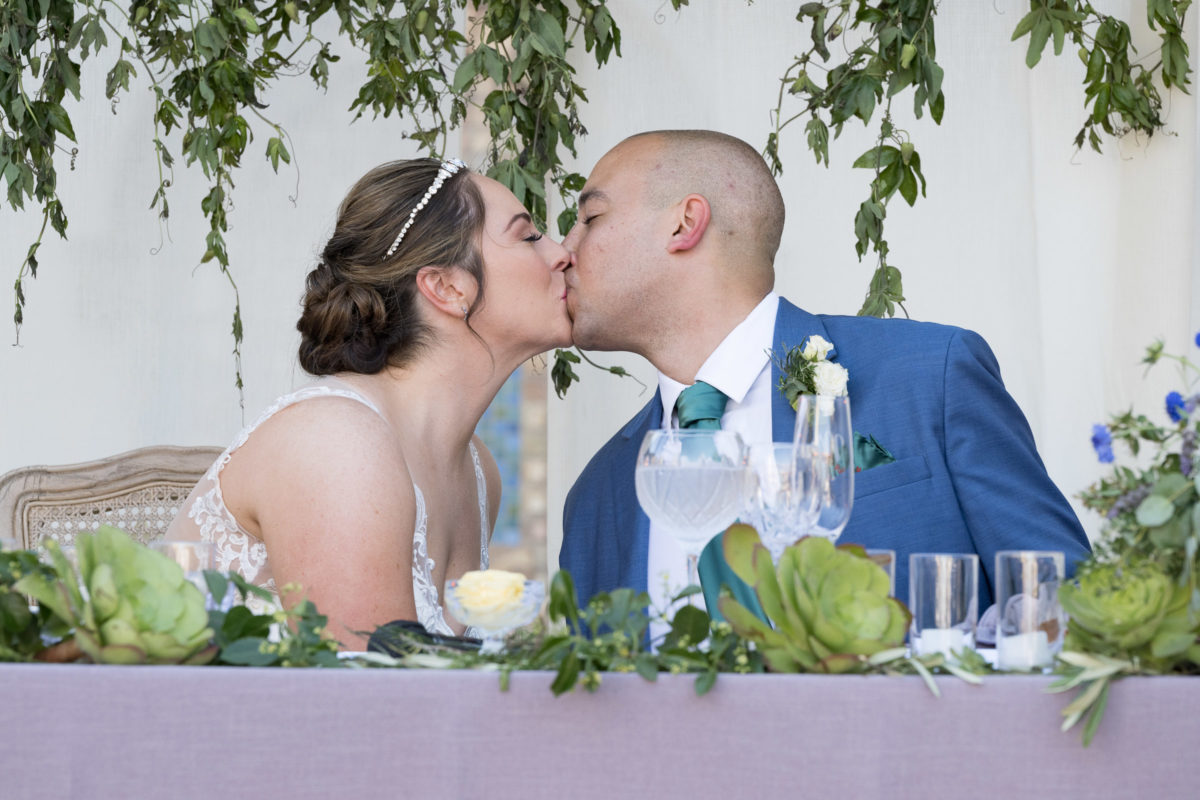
[384,158,468,258]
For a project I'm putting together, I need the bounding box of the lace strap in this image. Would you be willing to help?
[468,441,490,569]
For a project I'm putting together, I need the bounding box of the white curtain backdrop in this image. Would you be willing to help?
[0,2,1196,575]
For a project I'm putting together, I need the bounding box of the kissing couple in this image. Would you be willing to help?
[166,130,1090,648]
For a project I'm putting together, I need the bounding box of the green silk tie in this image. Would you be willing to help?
[673,381,767,622]
[674,380,728,430]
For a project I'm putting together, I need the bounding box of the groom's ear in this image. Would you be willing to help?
[666,194,711,254]
[415,265,473,317]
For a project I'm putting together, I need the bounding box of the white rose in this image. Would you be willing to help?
[801,335,834,362]
[812,361,849,396]
[451,569,530,629]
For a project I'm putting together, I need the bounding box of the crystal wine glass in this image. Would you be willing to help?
[744,441,821,562]
[793,394,854,542]
[634,428,747,590]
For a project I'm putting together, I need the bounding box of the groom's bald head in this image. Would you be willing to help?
[621,129,785,273]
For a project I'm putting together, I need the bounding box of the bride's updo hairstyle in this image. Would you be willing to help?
[297,158,486,375]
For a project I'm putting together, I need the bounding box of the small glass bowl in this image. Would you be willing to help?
[444,578,545,654]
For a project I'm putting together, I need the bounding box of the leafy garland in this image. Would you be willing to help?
[1,528,987,703]
[0,1,1192,397]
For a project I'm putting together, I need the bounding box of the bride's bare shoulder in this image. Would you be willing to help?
[223,393,411,519]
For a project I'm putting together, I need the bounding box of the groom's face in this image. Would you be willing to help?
[563,139,669,353]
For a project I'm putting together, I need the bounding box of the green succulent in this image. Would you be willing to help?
[15,526,216,665]
[1059,559,1200,670]
[1,548,72,661]
[718,525,909,674]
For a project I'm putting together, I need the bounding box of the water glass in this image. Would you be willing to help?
[994,550,1065,672]
[635,429,747,589]
[793,394,854,542]
[866,548,896,597]
[909,553,978,659]
[743,442,820,561]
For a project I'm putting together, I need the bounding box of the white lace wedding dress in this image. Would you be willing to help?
[167,379,489,637]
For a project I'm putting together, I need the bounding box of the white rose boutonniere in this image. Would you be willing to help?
[770,335,849,410]
[801,335,834,362]
[813,360,850,396]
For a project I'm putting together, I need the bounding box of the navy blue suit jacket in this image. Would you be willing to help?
[560,298,1091,611]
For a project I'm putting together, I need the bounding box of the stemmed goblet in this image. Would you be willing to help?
[634,428,747,590]
[743,442,821,562]
[793,394,854,542]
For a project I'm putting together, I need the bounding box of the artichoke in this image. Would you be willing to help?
[1059,559,1200,670]
[718,525,909,673]
[16,526,216,665]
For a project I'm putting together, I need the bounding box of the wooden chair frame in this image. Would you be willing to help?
[0,445,223,550]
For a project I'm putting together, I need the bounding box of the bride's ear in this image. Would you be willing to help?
[415,266,474,318]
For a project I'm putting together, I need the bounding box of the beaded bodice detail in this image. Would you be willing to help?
[181,381,490,631]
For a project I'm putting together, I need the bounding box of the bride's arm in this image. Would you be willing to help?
[231,400,416,649]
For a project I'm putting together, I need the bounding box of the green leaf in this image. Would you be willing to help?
[1011,10,1042,41]
[44,105,76,142]
[203,570,228,605]
[694,670,717,696]
[550,650,580,695]
[1026,20,1052,68]
[452,52,480,95]
[670,585,703,604]
[548,570,579,627]
[852,146,900,170]
[1085,47,1105,83]
[669,604,710,644]
[898,166,918,206]
[220,637,277,666]
[1136,495,1175,527]
[1150,628,1196,658]
[1080,680,1111,747]
[233,8,260,34]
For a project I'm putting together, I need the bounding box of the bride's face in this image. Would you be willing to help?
[471,176,572,356]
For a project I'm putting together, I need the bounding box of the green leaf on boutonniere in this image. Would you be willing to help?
[768,342,816,410]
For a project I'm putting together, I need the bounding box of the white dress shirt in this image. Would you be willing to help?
[647,292,780,642]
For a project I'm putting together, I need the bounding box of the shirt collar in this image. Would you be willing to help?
[658,292,780,424]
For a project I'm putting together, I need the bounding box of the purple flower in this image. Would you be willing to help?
[1166,391,1187,423]
[1194,331,1200,348]
[1091,424,1114,463]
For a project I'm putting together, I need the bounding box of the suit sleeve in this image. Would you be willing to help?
[941,329,1092,598]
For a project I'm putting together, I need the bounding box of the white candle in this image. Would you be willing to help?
[913,627,972,658]
[997,630,1053,671]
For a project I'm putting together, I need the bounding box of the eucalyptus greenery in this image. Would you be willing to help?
[0,1,1191,396]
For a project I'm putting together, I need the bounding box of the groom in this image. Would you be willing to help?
[558,130,1091,622]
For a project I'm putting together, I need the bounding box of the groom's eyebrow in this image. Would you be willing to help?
[578,189,607,208]
[504,212,532,232]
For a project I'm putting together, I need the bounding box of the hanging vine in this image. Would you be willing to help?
[766,0,1191,320]
[0,0,1191,398]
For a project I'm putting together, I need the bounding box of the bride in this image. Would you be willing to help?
[165,157,571,647]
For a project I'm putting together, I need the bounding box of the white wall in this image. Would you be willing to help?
[1,3,1196,575]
